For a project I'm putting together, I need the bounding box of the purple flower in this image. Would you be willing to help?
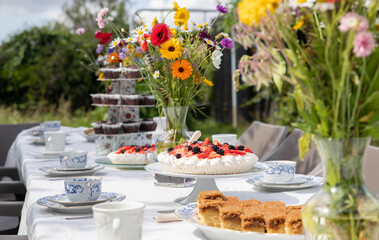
[198,30,211,40]
[339,12,368,33]
[216,5,228,14]
[220,38,234,49]
[120,47,127,53]
[107,48,114,54]
[118,52,126,60]
[96,44,103,54]
[135,47,143,53]
[353,31,375,58]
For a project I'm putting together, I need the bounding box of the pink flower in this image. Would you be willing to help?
[353,31,375,58]
[339,12,368,32]
[96,7,109,29]
[75,28,85,35]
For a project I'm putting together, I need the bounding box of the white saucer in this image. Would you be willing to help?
[247,174,323,191]
[37,192,126,213]
[35,148,74,155]
[260,175,308,185]
[52,164,99,171]
[48,192,118,206]
[39,165,104,177]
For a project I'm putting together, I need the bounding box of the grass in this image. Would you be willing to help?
[0,102,251,140]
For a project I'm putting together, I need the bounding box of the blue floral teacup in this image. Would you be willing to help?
[64,176,102,202]
[263,160,296,183]
[59,150,87,168]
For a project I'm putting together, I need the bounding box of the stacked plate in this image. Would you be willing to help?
[247,174,323,191]
[37,192,126,213]
[39,164,104,177]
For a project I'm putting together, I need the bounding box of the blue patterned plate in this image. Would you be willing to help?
[37,192,126,213]
[175,203,304,240]
[247,174,323,191]
[260,174,310,185]
[47,192,118,206]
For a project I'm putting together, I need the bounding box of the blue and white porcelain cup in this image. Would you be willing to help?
[64,176,102,202]
[40,120,61,134]
[59,150,87,168]
[264,160,296,182]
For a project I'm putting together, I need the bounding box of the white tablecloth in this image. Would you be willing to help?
[6,126,319,240]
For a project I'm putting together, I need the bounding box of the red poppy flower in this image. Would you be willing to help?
[150,23,172,46]
[95,31,113,45]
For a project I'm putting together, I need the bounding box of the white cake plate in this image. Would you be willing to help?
[144,162,267,205]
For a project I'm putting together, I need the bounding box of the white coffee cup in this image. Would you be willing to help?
[93,202,145,240]
[59,150,87,168]
[212,134,237,145]
[44,131,66,151]
[264,160,297,182]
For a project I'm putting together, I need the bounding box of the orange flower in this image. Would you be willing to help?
[108,52,119,64]
[171,59,193,80]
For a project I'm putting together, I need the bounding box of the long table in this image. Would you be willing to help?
[6,126,319,240]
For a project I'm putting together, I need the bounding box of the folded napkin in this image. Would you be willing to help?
[154,213,182,223]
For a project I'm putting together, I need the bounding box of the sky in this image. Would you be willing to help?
[0,0,223,43]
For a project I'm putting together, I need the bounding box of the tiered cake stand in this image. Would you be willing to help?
[91,69,158,154]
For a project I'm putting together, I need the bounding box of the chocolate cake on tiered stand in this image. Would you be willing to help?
[90,65,158,154]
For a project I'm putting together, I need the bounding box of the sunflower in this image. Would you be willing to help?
[174,7,190,27]
[159,38,183,60]
[171,59,193,80]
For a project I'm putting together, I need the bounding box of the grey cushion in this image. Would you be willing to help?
[236,121,288,161]
[262,129,321,175]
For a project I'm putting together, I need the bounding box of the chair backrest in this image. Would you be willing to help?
[236,121,288,161]
[0,123,39,166]
[261,128,322,175]
[364,145,379,196]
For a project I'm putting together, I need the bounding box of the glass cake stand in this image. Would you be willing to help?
[144,162,267,205]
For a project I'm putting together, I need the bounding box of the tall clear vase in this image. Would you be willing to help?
[153,106,196,188]
[302,137,379,240]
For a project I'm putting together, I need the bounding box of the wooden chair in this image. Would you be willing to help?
[236,121,289,161]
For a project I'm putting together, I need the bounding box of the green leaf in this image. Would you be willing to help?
[298,133,311,160]
[293,86,305,111]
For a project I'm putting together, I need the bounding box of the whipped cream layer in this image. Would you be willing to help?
[157,152,259,175]
[107,152,151,164]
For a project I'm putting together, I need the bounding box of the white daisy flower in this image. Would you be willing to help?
[212,50,223,70]
[126,37,136,43]
[134,25,148,36]
[153,70,160,79]
[204,38,214,46]
[109,37,120,49]
[221,32,230,38]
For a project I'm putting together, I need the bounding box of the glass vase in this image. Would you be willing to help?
[153,106,196,188]
[302,137,379,240]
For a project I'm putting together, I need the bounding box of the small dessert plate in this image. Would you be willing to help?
[35,148,74,156]
[39,165,104,177]
[260,175,309,185]
[52,164,99,171]
[247,174,323,191]
[30,137,45,145]
[47,192,118,206]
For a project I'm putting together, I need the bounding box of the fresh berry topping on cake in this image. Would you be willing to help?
[217,149,225,156]
[135,148,140,152]
[187,146,193,151]
[212,145,219,151]
[228,145,235,150]
[192,146,201,154]
[115,144,155,154]
[167,147,174,153]
[175,153,181,159]
[237,145,245,151]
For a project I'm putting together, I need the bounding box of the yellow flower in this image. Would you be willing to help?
[170,27,177,35]
[297,0,307,3]
[152,16,158,27]
[238,0,281,26]
[202,77,213,87]
[197,24,203,29]
[137,78,143,82]
[174,7,190,27]
[172,1,180,10]
[171,59,193,80]
[159,38,183,60]
[204,23,208,26]
[293,20,305,30]
[98,72,104,79]
[183,25,189,31]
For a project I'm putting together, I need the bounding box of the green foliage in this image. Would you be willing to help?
[0,23,102,112]
[216,0,241,33]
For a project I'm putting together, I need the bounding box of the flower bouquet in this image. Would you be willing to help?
[232,0,379,239]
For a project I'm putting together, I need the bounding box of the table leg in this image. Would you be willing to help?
[173,178,219,205]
